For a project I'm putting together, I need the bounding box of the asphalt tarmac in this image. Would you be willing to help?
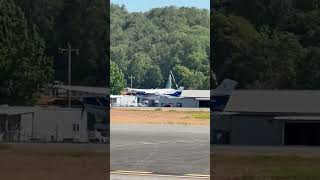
[110,124,210,177]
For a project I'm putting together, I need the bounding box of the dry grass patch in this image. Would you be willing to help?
[0,143,109,180]
[111,108,209,125]
[211,153,320,180]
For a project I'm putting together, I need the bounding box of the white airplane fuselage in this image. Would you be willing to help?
[126,87,184,100]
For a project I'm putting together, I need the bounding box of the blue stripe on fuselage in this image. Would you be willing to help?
[166,91,182,97]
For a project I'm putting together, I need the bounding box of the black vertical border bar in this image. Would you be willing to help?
[210,0,214,179]
[210,0,214,138]
[106,0,111,179]
[210,0,213,143]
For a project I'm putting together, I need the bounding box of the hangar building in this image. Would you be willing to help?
[212,90,320,146]
[157,90,210,108]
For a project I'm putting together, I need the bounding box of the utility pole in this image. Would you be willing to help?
[59,42,79,108]
[129,75,135,89]
[128,75,135,96]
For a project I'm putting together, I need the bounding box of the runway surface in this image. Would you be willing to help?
[110,124,210,176]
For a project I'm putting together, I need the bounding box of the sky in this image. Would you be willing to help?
[111,0,210,12]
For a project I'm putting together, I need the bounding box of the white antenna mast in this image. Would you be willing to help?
[170,71,179,89]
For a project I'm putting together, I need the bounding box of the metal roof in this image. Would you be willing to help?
[0,106,35,115]
[181,90,210,98]
[225,90,320,114]
[54,85,109,95]
[0,106,87,115]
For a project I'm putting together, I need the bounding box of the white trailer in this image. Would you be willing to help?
[110,95,137,107]
[0,105,108,143]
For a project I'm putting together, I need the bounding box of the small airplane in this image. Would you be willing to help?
[125,71,185,100]
[125,86,184,100]
[211,79,238,112]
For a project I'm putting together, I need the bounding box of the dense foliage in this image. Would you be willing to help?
[110,61,126,95]
[15,0,108,86]
[0,0,53,105]
[0,0,108,105]
[111,4,210,89]
[212,0,320,89]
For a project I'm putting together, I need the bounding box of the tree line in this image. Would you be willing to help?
[0,0,107,105]
[212,0,320,89]
[4,0,318,103]
[111,4,210,91]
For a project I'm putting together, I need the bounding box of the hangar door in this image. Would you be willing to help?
[285,122,320,146]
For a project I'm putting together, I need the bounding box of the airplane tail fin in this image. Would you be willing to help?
[214,79,238,95]
[177,86,184,92]
[168,86,184,97]
[211,79,237,111]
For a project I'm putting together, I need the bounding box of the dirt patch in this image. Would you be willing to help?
[211,153,320,180]
[111,108,209,125]
[0,146,109,180]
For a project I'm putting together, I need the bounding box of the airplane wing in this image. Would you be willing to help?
[126,87,182,99]
[126,88,159,95]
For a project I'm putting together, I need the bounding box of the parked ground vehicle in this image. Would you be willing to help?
[163,104,173,107]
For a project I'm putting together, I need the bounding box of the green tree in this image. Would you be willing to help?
[110,61,126,95]
[111,4,210,89]
[14,0,108,86]
[172,65,206,89]
[280,10,320,47]
[217,0,294,26]
[143,66,163,88]
[296,47,320,89]
[54,0,107,85]
[212,0,320,90]
[249,29,304,89]
[14,0,64,40]
[211,14,260,86]
[0,0,53,105]
[127,53,151,88]
[212,13,304,89]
